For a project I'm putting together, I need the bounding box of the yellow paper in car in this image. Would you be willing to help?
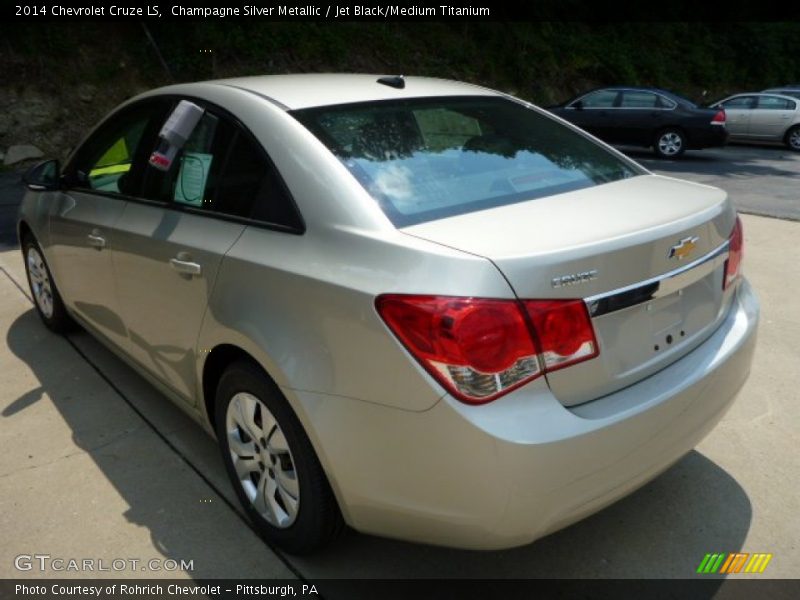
[175,152,213,206]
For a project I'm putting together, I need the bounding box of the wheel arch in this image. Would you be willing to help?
[656,124,688,140]
[201,343,261,431]
[783,123,800,148]
[200,342,350,524]
[17,219,33,244]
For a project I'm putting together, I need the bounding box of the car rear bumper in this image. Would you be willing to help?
[289,279,759,549]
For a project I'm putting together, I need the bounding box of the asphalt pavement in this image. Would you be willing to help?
[632,142,800,221]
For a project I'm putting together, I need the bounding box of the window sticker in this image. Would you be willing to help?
[174,152,213,206]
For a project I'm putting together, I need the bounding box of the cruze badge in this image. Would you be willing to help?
[552,269,598,288]
[669,236,699,260]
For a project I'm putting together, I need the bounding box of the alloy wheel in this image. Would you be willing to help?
[226,392,300,528]
[789,129,800,150]
[658,132,683,156]
[26,247,54,319]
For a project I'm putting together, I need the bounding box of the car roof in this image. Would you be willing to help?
[714,92,800,107]
[198,73,499,110]
[725,92,798,99]
[565,86,691,106]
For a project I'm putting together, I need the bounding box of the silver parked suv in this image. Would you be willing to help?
[19,74,759,554]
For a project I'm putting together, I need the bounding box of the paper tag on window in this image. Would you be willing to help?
[174,152,213,206]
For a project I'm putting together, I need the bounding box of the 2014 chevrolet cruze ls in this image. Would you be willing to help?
[19,74,758,554]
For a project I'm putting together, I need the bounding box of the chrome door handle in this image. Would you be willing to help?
[87,234,106,249]
[169,257,202,276]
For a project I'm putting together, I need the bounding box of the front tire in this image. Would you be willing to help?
[653,128,686,158]
[785,126,800,152]
[215,360,343,554]
[22,235,74,333]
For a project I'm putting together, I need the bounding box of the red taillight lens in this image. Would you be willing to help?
[712,109,726,124]
[523,300,599,372]
[724,216,743,290]
[376,295,599,404]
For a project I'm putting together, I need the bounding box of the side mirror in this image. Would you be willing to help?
[23,159,60,191]
[572,100,584,111]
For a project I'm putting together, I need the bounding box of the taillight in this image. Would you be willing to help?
[522,300,599,372]
[724,216,743,290]
[376,295,598,404]
[712,109,726,125]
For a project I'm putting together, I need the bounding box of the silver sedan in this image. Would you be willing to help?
[712,92,800,150]
[18,74,759,554]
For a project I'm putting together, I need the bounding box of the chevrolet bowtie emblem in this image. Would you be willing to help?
[668,236,699,260]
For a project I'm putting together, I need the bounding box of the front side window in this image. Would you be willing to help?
[723,96,757,109]
[70,103,163,194]
[578,90,619,109]
[293,96,642,226]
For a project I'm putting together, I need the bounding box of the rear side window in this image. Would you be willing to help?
[621,91,659,108]
[658,96,678,109]
[141,112,233,206]
[757,96,795,110]
[293,96,642,226]
[215,132,303,230]
[140,104,302,230]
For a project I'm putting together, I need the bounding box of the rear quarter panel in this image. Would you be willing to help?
[186,85,517,414]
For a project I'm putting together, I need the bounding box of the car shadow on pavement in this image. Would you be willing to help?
[625,144,799,179]
[4,309,292,579]
[5,308,752,581]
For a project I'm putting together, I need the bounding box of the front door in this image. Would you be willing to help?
[720,96,756,136]
[568,89,620,141]
[49,101,166,348]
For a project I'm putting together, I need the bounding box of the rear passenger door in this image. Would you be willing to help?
[749,95,797,139]
[111,101,299,404]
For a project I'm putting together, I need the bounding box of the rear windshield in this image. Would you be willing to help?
[292,96,643,227]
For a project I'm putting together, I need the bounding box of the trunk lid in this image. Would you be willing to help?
[402,174,737,406]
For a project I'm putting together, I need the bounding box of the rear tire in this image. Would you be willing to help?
[22,235,74,333]
[653,128,686,158]
[785,126,800,152]
[215,360,343,555]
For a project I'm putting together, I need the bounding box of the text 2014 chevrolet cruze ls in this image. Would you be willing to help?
[19,75,758,554]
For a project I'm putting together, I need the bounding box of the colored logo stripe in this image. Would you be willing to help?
[744,554,773,573]
[696,553,772,574]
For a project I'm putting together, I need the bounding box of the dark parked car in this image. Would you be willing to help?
[549,87,728,158]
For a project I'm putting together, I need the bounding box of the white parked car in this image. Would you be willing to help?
[711,92,800,150]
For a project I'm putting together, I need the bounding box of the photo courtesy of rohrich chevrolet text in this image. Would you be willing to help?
[1,2,799,599]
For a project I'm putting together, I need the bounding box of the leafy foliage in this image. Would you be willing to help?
[2,21,799,156]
